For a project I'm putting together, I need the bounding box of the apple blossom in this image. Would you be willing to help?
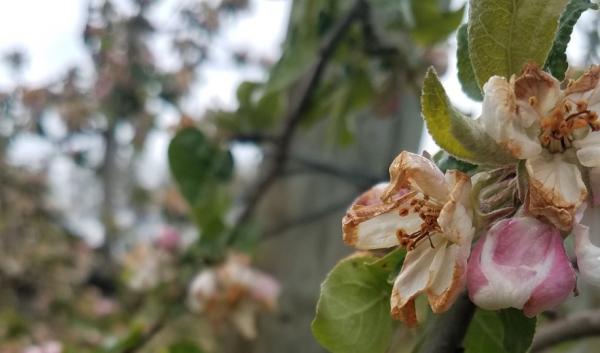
[480,64,600,231]
[187,253,280,339]
[120,243,175,290]
[342,151,474,326]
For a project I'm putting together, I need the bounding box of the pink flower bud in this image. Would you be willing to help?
[155,226,181,252]
[467,216,576,317]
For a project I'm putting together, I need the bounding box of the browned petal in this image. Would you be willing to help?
[341,185,415,247]
[513,63,559,102]
[391,294,418,328]
[447,171,471,206]
[566,65,600,95]
[527,177,583,231]
[383,151,447,203]
[427,263,465,314]
[502,140,526,160]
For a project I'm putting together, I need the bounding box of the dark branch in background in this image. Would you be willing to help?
[100,122,118,257]
[263,196,356,240]
[286,154,382,188]
[419,294,476,353]
[229,0,370,236]
[531,309,600,352]
[230,132,278,144]
[358,1,399,57]
[120,309,171,353]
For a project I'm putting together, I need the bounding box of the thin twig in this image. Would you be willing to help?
[121,317,168,353]
[118,291,185,353]
[230,132,278,144]
[287,154,382,187]
[230,0,369,234]
[531,309,600,352]
[263,196,356,239]
[358,1,399,57]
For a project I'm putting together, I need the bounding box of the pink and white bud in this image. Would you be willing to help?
[467,217,576,317]
[155,226,181,252]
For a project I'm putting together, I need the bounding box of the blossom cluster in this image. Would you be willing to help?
[342,64,600,326]
[187,253,281,339]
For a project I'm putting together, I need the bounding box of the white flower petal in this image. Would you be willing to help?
[391,235,444,309]
[566,65,600,112]
[343,183,411,249]
[426,240,469,313]
[526,154,588,230]
[575,207,600,286]
[427,244,456,296]
[384,151,449,203]
[481,76,542,159]
[353,211,420,250]
[574,131,600,167]
[188,270,218,312]
[513,64,561,118]
[438,170,474,245]
[231,301,258,339]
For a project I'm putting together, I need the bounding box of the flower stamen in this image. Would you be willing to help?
[539,99,600,153]
[396,194,442,250]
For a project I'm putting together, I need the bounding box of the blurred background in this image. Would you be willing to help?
[1,0,599,352]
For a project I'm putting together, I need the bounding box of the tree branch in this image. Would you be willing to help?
[230,0,369,233]
[263,196,355,240]
[358,0,399,57]
[286,154,382,188]
[419,293,476,353]
[118,290,185,353]
[531,309,600,352]
[230,132,278,144]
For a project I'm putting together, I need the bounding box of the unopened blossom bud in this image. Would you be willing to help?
[471,167,519,228]
[155,226,181,252]
[467,216,576,317]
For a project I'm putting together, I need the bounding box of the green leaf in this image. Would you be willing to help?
[457,24,483,101]
[544,0,598,80]
[464,309,537,353]
[235,81,283,130]
[168,128,233,246]
[499,309,537,352]
[367,247,407,284]
[421,68,516,165]
[312,254,393,353]
[410,0,465,45]
[104,325,144,353]
[468,0,569,87]
[236,81,260,108]
[168,128,233,204]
